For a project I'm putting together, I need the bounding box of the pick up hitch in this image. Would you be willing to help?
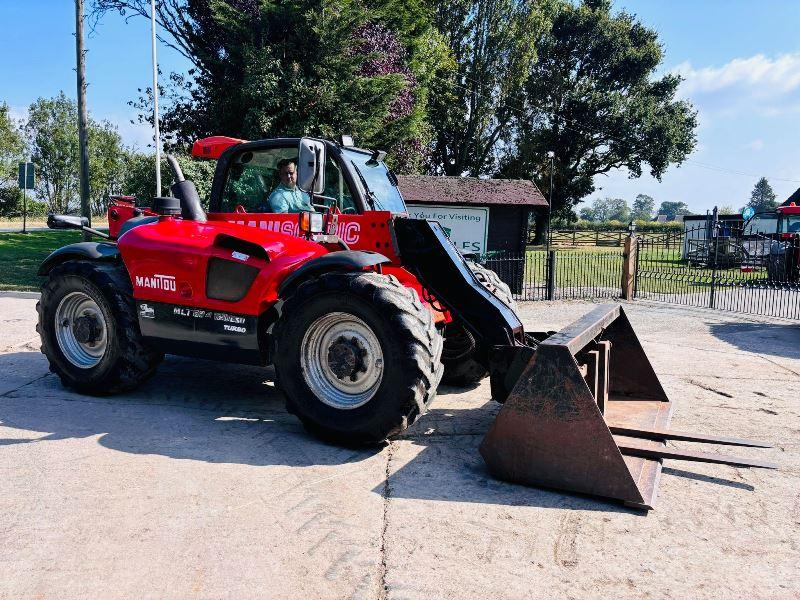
[481,304,776,510]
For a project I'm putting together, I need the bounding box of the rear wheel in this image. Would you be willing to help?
[273,271,443,445]
[767,247,788,282]
[441,261,517,387]
[37,261,163,394]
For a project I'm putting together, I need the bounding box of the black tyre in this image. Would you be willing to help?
[767,247,788,282]
[441,261,517,387]
[273,271,443,445]
[468,261,518,312]
[37,260,163,395]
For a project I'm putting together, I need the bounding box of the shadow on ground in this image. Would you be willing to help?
[709,321,800,359]
[0,351,749,514]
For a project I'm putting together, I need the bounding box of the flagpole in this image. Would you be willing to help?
[150,0,161,197]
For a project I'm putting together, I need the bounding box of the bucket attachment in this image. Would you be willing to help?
[480,304,776,510]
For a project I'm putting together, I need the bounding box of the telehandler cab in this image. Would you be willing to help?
[38,135,775,509]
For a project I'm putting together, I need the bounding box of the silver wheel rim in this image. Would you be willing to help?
[300,312,384,410]
[54,291,108,369]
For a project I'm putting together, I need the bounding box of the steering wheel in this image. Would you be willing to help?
[234,204,248,214]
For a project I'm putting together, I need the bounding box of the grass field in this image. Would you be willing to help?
[0,231,83,291]
[519,245,770,297]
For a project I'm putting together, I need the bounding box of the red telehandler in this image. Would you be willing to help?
[38,136,775,509]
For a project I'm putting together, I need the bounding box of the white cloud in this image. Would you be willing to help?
[743,139,764,151]
[674,53,800,97]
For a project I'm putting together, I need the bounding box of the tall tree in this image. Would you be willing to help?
[631,193,654,221]
[656,200,691,221]
[745,177,778,213]
[88,120,126,214]
[0,103,25,182]
[25,92,127,214]
[25,93,80,213]
[499,0,697,232]
[122,150,215,207]
[579,196,628,222]
[427,0,551,176]
[94,0,449,173]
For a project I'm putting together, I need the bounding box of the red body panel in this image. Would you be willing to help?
[117,217,327,316]
[207,211,399,262]
[107,198,149,239]
[191,136,246,159]
[777,204,800,215]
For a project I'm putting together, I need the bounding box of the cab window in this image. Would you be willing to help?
[220,147,358,214]
[322,157,358,214]
[783,215,800,233]
[744,214,778,235]
[220,147,299,213]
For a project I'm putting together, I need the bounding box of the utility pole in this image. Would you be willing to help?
[150,0,161,197]
[75,0,91,241]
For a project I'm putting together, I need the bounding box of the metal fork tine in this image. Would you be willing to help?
[610,425,772,448]
[615,439,778,469]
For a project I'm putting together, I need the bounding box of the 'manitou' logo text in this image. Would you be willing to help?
[135,274,176,292]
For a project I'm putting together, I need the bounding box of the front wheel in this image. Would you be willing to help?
[273,271,443,445]
[37,261,163,395]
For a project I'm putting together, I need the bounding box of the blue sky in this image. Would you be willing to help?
[1,1,799,213]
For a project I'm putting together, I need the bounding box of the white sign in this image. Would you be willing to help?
[406,204,489,254]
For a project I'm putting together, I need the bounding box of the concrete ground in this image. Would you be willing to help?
[0,296,798,599]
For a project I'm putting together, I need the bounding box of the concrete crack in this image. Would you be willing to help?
[685,377,733,398]
[0,373,51,398]
[378,440,395,600]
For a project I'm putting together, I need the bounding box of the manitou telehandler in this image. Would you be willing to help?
[38,135,775,509]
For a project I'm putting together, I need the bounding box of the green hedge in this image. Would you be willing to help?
[558,220,684,233]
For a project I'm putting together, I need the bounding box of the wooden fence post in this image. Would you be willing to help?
[621,230,638,300]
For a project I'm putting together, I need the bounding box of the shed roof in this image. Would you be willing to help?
[783,187,800,207]
[397,175,548,208]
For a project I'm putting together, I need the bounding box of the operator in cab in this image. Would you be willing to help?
[268,158,313,213]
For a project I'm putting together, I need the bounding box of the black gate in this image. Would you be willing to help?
[481,249,623,302]
[635,222,800,319]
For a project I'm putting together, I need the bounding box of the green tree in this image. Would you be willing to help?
[744,177,778,213]
[631,194,655,221]
[25,92,127,214]
[656,200,691,221]
[88,120,126,214]
[498,0,697,233]
[718,204,736,215]
[25,93,79,213]
[578,198,605,221]
[606,197,630,222]
[427,0,551,176]
[94,0,450,174]
[122,151,215,208]
[0,103,27,216]
[578,196,628,221]
[0,102,26,182]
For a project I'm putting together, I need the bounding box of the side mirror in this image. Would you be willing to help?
[297,138,325,195]
[48,214,88,230]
